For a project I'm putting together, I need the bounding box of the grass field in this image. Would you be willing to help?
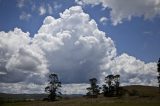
[1,96,160,106]
[1,85,160,106]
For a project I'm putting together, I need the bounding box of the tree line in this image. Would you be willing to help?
[86,74,120,98]
[45,58,160,101]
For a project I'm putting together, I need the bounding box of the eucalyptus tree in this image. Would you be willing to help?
[86,78,100,98]
[45,73,62,101]
[103,74,120,96]
[114,75,120,95]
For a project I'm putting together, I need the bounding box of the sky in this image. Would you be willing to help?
[0,0,160,94]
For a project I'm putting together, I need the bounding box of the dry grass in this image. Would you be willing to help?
[2,96,160,106]
[1,85,160,106]
[123,85,160,97]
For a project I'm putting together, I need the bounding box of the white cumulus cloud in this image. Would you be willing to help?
[33,6,116,83]
[61,83,89,94]
[100,53,157,86]
[0,28,49,84]
[76,0,160,25]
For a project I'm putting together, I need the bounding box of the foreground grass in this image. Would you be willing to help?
[1,96,160,106]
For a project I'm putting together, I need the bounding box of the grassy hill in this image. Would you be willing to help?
[123,85,160,97]
[0,85,160,106]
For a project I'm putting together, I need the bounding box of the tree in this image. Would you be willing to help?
[86,78,100,98]
[114,75,120,95]
[103,74,120,96]
[45,73,61,101]
[102,84,109,96]
[158,58,160,92]
[104,75,114,96]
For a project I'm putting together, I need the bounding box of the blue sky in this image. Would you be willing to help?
[0,0,159,63]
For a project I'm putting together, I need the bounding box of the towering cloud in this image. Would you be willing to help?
[0,6,157,94]
[76,0,160,25]
[33,6,116,83]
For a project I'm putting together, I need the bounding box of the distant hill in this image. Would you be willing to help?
[0,93,47,101]
[0,93,83,102]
